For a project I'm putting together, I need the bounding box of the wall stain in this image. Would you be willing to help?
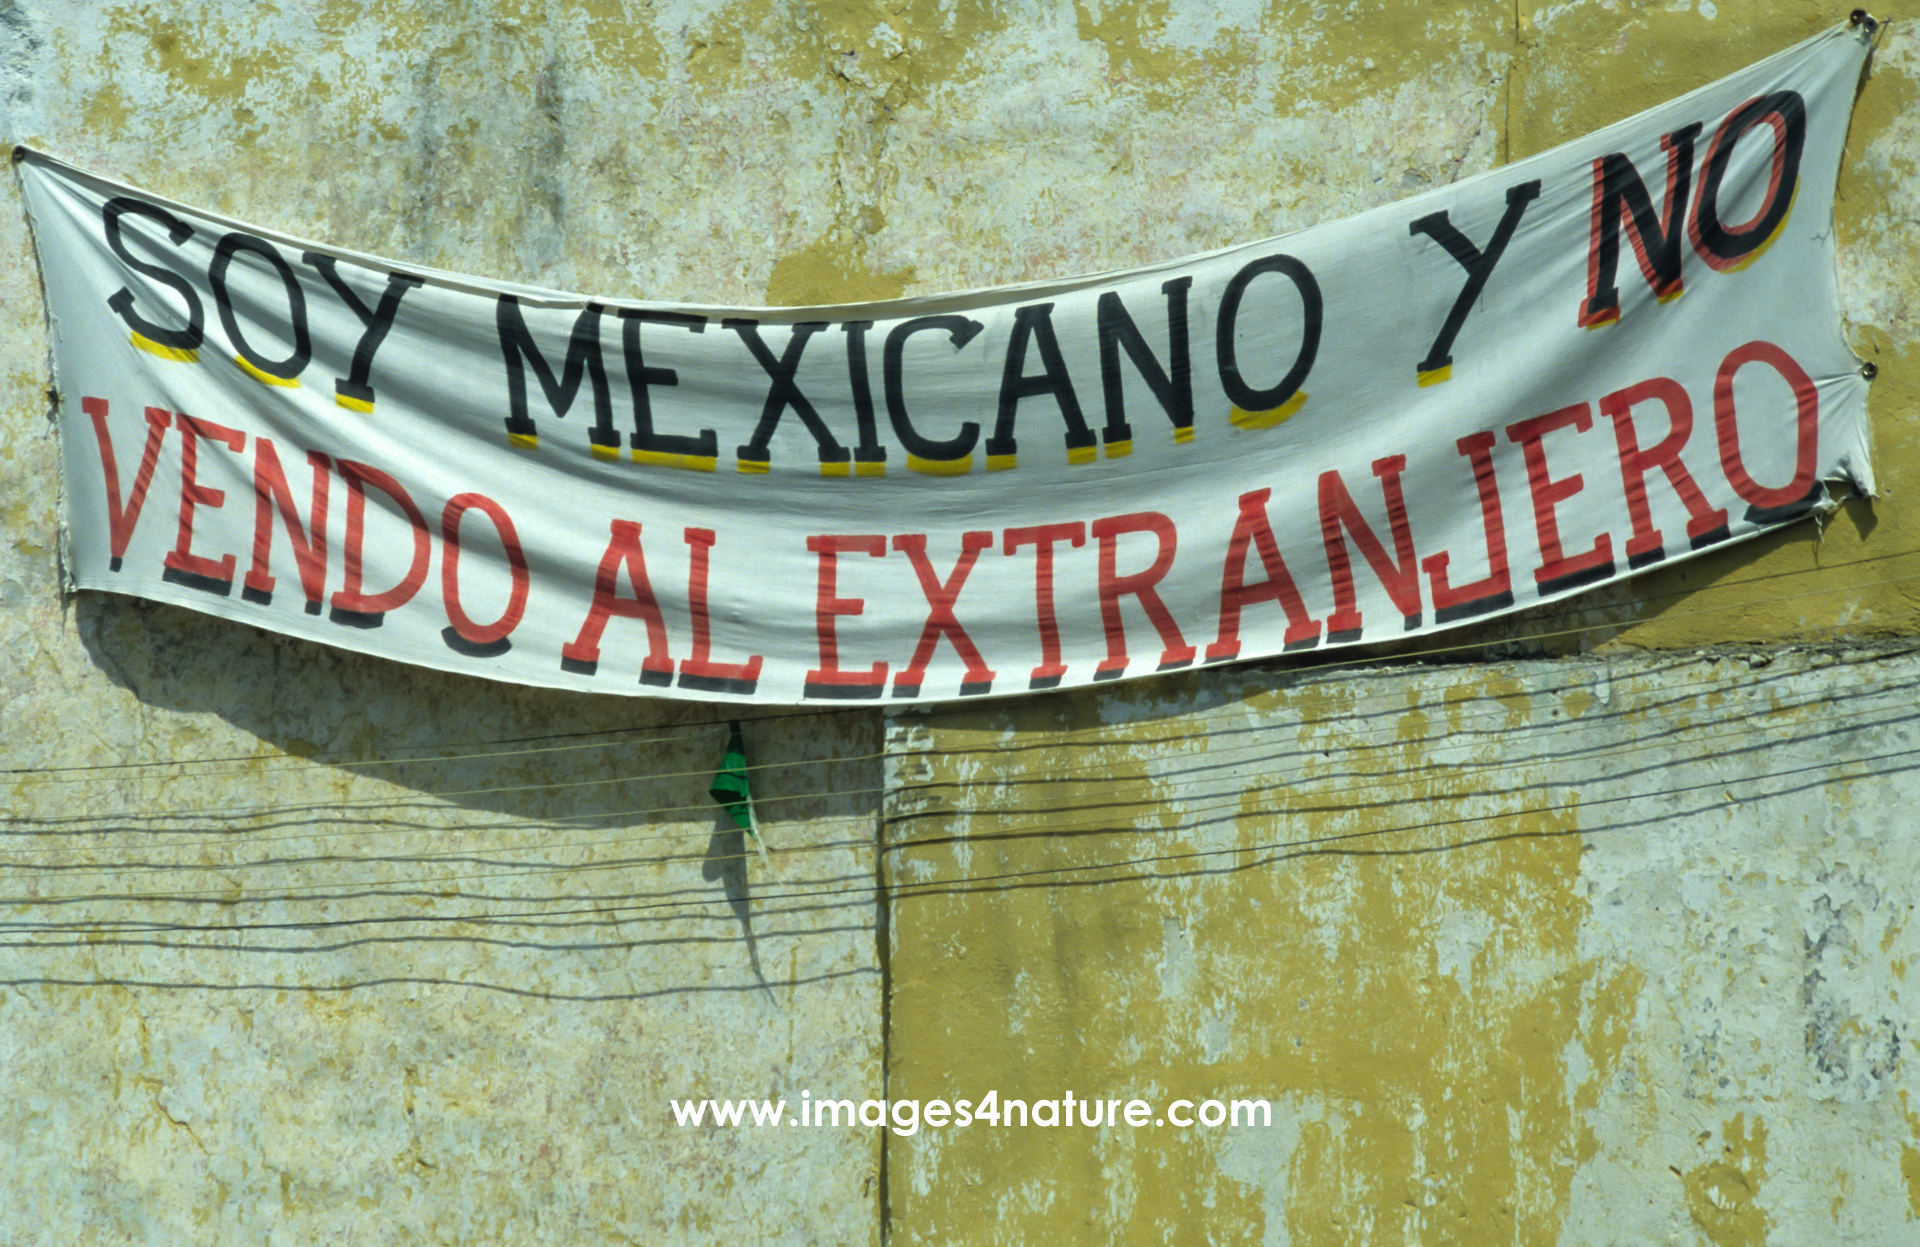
[1681,1112,1772,1246]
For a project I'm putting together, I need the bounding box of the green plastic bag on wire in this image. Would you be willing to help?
[710,720,769,864]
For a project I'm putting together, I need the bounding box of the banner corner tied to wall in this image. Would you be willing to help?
[16,20,1878,706]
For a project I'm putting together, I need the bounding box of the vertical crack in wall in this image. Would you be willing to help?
[875,712,894,1247]
[765,20,917,306]
[403,38,447,268]
[1505,0,1520,166]
[520,50,569,283]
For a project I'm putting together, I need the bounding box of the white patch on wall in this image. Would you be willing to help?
[1217,1095,1319,1247]
[1434,908,1494,997]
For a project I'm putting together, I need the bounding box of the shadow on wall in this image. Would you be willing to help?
[0,591,882,1003]
[881,629,1920,904]
[10,498,1875,1005]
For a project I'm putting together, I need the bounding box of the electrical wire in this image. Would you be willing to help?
[2,666,1910,880]
[2,652,1912,907]
[4,544,1916,785]
[0,556,1912,950]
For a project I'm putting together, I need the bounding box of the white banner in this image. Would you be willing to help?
[17,24,1875,706]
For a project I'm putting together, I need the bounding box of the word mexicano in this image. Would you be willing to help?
[97,89,1802,478]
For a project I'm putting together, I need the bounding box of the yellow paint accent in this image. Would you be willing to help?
[508,433,539,450]
[234,355,299,388]
[1902,1094,1920,1217]
[1066,0,1487,116]
[767,231,917,306]
[889,663,1642,1244]
[820,461,851,477]
[986,454,1016,471]
[1682,1114,1772,1245]
[1657,286,1686,304]
[855,461,886,478]
[1173,426,1194,444]
[1585,312,1619,329]
[335,393,374,414]
[1228,391,1307,430]
[908,454,972,477]
[589,444,619,462]
[736,459,771,474]
[1104,440,1132,459]
[1417,364,1451,387]
[632,449,716,472]
[1066,445,1095,465]
[1725,183,1801,273]
[130,332,198,363]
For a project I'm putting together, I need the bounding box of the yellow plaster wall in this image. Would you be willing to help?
[0,603,886,1243]
[3,4,901,1241]
[885,645,1920,1243]
[842,3,1920,1242]
[1,2,1917,1244]
[1497,1,1920,653]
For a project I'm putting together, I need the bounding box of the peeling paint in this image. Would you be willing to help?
[3,2,1919,1243]
[889,647,1920,1242]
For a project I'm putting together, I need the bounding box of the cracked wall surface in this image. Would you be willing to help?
[885,644,1920,1243]
[0,1,1916,1243]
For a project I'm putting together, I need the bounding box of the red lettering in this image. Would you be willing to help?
[561,519,672,680]
[83,397,171,571]
[1714,340,1819,512]
[1599,376,1729,564]
[1689,96,1801,273]
[163,413,246,590]
[1090,512,1191,677]
[679,527,763,694]
[245,439,330,608]
[329,459,429,624]
[1420,432,1514,623]
[1207,489,1320,661]
[804,535,888,697]
[1505,404,1616,595]
[892,532,995,694]
[1578,125,1698,328]
[1004,521,1087,687]
[441,493,530,649]
[1317,456,1420,638]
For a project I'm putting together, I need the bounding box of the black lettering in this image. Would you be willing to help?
[103,197,204,352]
[1691,91,1805,270]
[1216,254,1322,413]
[1579,123,1701,327]
[988,302,1092,464]
[843,321,886,472]
[210,233,312,383]
[725,319,849,468]
[618,309,716,462]
[1097,277,1193,447]
[1408,179,1540,378]
[301,252,425,409]
[496,296,612,446]
[883,315,984,465]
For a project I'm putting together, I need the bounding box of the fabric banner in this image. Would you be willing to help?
[17,24,1875,706]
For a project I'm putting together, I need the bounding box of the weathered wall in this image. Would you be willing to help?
[1,679,883,1244]
[1,1,1916,1244]
[1,2,903,1242]
[886,644,1920,1243]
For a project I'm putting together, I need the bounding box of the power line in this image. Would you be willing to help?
[4,677,1910,909]
[4,546,1915,783]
